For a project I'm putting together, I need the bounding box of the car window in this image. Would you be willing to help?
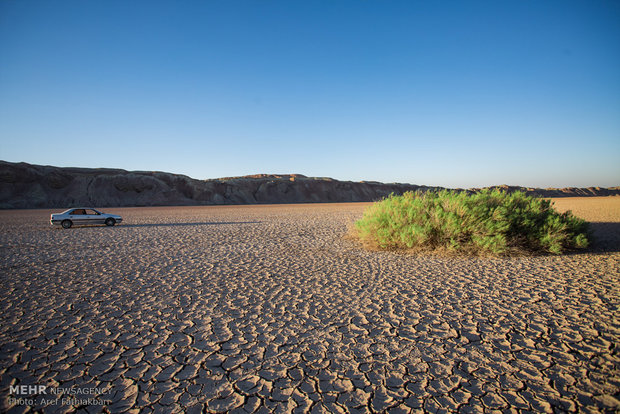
[85,209,99,215]
[72,209,86,215]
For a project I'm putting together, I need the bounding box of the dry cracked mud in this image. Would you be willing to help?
[1,199,619,413]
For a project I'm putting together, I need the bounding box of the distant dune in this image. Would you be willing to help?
[1,160,618,208]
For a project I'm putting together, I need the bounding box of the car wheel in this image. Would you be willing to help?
[61,220,72,229]
[105,218,116,227]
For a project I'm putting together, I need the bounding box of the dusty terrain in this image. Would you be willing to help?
[0,198,619,413]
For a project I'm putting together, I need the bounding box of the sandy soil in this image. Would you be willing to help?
[0,198,618,413]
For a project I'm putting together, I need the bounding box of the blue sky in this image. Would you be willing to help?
[1,0,619,188]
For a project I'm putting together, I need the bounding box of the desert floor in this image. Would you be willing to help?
[1,198,619,413]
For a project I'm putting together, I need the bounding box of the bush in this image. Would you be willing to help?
[353,190,589,255]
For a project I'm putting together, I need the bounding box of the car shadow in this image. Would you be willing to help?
[118,221,262,228]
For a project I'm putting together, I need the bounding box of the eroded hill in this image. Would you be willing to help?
[1,161,617,208]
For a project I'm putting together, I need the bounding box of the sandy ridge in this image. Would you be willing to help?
[1,160,619,208]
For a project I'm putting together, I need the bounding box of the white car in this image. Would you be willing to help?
[50,208,122,229]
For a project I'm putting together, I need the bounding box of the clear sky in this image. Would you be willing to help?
[1,0,619,188]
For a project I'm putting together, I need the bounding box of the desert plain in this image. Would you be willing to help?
[0,197,619,413]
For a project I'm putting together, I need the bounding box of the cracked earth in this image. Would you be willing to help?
[1,199,619,413]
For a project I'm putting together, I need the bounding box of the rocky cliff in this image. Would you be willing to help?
[1,161,618,208]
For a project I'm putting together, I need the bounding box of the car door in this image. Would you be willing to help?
[84,209,105,224]
[69,209,88,225]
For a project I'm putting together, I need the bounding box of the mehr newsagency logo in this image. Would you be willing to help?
[8,384,112,408]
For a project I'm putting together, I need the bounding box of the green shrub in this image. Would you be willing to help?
[354,190,589,255]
